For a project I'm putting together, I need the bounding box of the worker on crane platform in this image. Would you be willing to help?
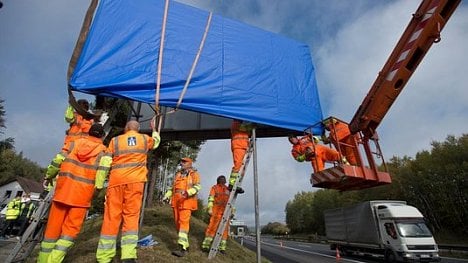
[323,118,359,165]
[288,134,346,173]
[201,175,231,254]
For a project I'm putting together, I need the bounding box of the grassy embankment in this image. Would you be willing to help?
[27,204,269,263]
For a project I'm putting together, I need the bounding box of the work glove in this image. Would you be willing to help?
[162,196,170,204]
[186,188,197,197]
[296,155,306,162]
[42,177,52,190]
[163,190,173,203]
[208,207,213,216]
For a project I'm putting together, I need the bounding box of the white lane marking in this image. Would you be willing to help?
[244,239,367,263]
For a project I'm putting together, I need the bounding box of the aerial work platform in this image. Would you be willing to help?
[311,164,391,191]
[310,117,391,191]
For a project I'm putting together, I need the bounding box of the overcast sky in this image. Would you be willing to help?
[1,0,467,227]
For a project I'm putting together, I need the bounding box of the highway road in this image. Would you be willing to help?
[238,236,468,263]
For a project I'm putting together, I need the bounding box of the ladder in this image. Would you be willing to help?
[5,189,54,263]
[207,139,254,259]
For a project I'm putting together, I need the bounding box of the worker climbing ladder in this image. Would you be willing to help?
[5,189,54,263]
[207,138,254,259]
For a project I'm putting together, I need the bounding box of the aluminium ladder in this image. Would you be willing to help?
[207,138,254,259]
[5,189,54,263]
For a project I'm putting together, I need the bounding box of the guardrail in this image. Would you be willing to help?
[439,244,468,253]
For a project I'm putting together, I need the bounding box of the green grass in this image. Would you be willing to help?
[28,204,269,263]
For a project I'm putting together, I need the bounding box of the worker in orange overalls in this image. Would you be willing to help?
[201,175,231,254]
[37,124,108,263]
[163,157,201,257]
[95,120,160,263]
[323,118,360,165]
[288,134,345,173]
[228,119,254,193]
[62,99,94,150]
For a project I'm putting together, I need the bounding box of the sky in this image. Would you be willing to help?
[1,0,467,227]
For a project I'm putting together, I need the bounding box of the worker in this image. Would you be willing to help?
[288,135,344,173]
[163,157,201,257]
[228,119,254,193]
[0,195,21,239]
[62,99,94,150]
[96,120,161,263]
[17,193,37,236]
[37,123,108,263]
[201,175,231,254]
[323,118,359,165]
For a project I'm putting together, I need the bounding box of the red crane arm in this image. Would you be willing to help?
[349,0,460,137]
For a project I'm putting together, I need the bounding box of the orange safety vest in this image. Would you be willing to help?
[107,130,155,188]
[231,120,250,150]
[210,184,230,213]
[171,169,200,210]
[328,121,351,142]
[54,136,106,207]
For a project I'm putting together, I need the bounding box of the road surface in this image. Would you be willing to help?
[238,236,468,263]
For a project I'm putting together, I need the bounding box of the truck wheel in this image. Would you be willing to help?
[385,250,396,263]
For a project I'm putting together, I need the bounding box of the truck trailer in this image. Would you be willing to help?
[324,201,440,262]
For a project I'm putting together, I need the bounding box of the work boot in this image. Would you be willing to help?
[172,245,188,257]
[228,185,244,194]
[121,259,137,263]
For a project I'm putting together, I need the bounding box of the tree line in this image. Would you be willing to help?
[284,134,468,242]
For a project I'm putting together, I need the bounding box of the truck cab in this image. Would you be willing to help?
[375,203,440,262]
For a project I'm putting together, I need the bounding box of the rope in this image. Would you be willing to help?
[166,11,213,115]
[155,0,170,114]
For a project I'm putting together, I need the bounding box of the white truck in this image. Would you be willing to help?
[324,201,440,262]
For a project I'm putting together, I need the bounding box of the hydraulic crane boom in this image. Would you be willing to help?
[349,0,460,138]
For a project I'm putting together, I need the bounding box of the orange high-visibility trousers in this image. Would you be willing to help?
[231,147,248,172]
[100,182,144,237]
[205,209,229,240]
[340,136,359,165]
[37,201,87,263]
[172,193,192,233]
[43,201,87,240]
[310,144,341,172]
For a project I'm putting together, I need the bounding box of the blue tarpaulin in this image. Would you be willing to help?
[69,0,323,133]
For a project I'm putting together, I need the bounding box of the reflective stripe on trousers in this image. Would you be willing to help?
[96,183,144,262]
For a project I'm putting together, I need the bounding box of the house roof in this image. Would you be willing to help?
[15,177,43,194]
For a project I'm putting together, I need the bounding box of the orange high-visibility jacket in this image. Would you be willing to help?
[230,120,250,150]
[328,121,351,142]
[107,130,155,188]
[209,184,230,214]
[54,136,106,207]
[170,169,200,210]
[64,114,93,144]
[291,136,313,160]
